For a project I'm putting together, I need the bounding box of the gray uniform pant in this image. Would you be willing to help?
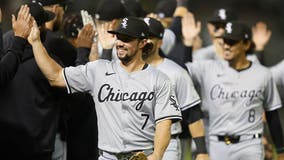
[163,135,181,160]
[209,136,264,160]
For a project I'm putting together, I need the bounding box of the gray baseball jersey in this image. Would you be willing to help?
[155,58,201,135]
[186,60,281,136]
[161,29,176,56]
[63,60,182,153]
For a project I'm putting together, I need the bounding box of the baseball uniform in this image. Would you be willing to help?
[154,58,201,160]
[63,59,182,157]
[186,60,281,160]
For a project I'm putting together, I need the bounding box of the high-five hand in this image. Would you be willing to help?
[12,5,33,39]
[28,20,41,45]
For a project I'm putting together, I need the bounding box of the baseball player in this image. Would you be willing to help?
[192,8,260,63]
[28,17,182,160]
[0,6,30,87]
[143,17,208,160]
[184,21,284,160]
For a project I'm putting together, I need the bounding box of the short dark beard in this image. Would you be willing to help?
[118,47,139,64]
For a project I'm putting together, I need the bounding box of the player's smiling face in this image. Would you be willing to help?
[115,34,142,63]
[222,39,249,61]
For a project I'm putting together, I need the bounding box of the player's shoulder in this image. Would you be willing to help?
[250,62,273,78]
[186,59,220,68]
[147,65,171,82]
[86,59,114,66]
[251,62,271,73]
[163,58,187,72]
[193,45,215,60]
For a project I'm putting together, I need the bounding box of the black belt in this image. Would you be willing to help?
[99,149,142,159]
[217,134,262,145]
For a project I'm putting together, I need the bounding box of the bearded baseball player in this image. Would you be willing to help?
[142,17,208,160]
[28,16,182,160]
[184,21,284,160]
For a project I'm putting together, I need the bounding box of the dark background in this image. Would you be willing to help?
[1,0,284,157]
[1,0,284,65]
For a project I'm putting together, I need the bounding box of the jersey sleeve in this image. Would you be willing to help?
[154,75,182,124]
[176,69,201,111]
[263,70,282,111]
[63,62,95,94]
[192,45,216,61]
[185,61,207,87]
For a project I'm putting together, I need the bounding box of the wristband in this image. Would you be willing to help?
[193,136,207,154]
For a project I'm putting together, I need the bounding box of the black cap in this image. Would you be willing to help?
[63,13,83,38]
[36,0,69,6]
[154,0,176,18]
[95,0,130,21]
[108,17,149,39]
[208,8,237,25]
[144,17,164,39]
[218,22,252,41]
[27,1,55,26]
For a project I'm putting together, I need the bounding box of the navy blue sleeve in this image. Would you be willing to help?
[0,36,26,87]
[168,17,182,41]
[75,47,91,66]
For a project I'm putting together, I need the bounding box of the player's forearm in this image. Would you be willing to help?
[189,119,205,137]
[31,40,65,87]
[151,119,172,160]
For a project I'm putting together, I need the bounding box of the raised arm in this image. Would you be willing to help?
[28,20,66,87]
[181,11,201,63]
[75,23,96,65]
[252,21,271,64]
[0,5,31,86]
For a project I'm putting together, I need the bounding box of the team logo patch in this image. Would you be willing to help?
[218,9,227,20]
[121,18,128,29]
[226,22,233,34]
[170,95,180,111]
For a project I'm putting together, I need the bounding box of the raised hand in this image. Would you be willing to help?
[81,10,95,27]
[252,21,272,51]
[12,5,33,39]
[97,22,116,49]
[28,20,41,45]
[77,23,96,48]
[181,11,201,46]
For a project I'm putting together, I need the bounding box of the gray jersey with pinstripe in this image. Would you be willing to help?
[186,60,281,136]
[63,59,182,153]
[155,58,201,135]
